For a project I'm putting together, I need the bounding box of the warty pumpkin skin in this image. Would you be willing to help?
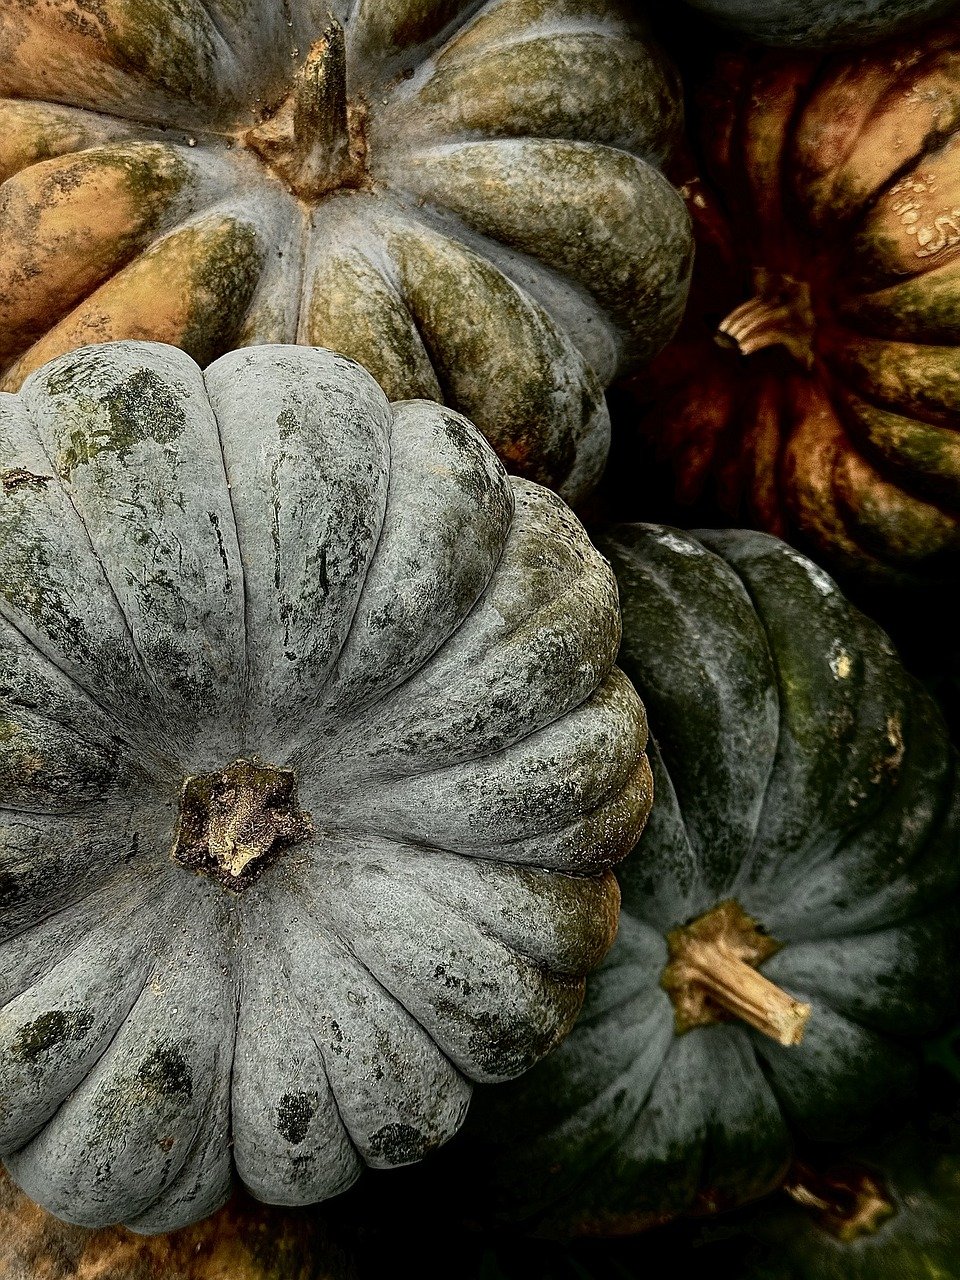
[459,524,960,1236]
[0,0,692,503]
[617,26,960,585]
[0,340,651,1233]
[684,0,959,47]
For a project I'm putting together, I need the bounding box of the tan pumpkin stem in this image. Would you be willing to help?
[244,18,367,200]
[716,273,815,368]
[661,900,811,1047]
[785,1162,896,1242]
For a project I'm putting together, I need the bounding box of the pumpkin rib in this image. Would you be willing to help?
[826,391,960,524]
[122,944,240,1231]
[319,485,620,784]
[191,0,243,64]
[273,877,472,1150]
[0,609,161,777]
[2,965,157,1171]
[231,898,363,1206]
[306,844,590,1082]
[306,834,587,988]
[0,870,161,1009]
[710,547,889,873]
[395,194,620,382]
[0,889,166,1154]
[21,399,189,720]
[6,887,239,1228]
[0,812,167,956]
[605,526,780,877]
[336,662,640,807]
[517,1001,682,1227]
[0,895,170,1157]
[204,369,250,749]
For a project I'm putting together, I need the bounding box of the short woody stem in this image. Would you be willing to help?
[716,275,816,366]
[661,899,812,1047]
[244,17,365,200]
[785,1163,896,1242]
[291,20,352,196]
[670,941,811,1047]
[717,295,798,356]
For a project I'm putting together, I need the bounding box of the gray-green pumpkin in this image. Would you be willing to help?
[463,524,960,1235]
[0,341,651,1233]
[0,0,692,502]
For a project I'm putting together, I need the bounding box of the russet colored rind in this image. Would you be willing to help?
[618,25,960,585]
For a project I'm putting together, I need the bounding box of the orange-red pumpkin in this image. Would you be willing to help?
[617,23,960,584]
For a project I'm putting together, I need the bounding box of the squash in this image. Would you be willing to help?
[683,0,958,47]
[692,1126,960,1279]
[616,25,960,584]
[460,524,960,1235]
[0,1167,356,1280]
[0,0,692,502]
[0,341,650,1233]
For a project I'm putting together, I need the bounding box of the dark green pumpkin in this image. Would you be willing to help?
[693,1126,960,1279]
[459,525,960,1235]
[684,0,958,46]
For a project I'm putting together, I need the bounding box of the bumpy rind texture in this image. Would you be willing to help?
[0,0,692,502]
[463,524,960,1236]
[623,24,960,586]
[686,0,958,47]
[0,341,650,1232]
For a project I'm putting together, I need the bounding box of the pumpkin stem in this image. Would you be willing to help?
[244,18,368,200]
[716,273,815,368]
[785,1161,896,1242]
[172,759,313,891]
[661,900,811,1047]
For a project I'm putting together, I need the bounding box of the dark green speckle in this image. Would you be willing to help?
[14,1009,95,1063]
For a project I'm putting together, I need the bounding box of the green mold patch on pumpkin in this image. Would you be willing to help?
[276,1091,321,1145]
[178,220,263,367]
[0,719,21,745]
[93,0,224,119]
[54,366,187,479]
[14,1009,95,1063]
[137,1042,194,1100]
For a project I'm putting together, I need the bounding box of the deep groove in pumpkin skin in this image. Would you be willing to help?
[0,585,171,779]
[3,880,178,1166]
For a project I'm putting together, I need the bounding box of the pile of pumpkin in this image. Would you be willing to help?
[1,1,960,1276]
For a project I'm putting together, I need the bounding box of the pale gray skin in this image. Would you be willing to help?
[0,342,649,1234]
[687,0,958,46]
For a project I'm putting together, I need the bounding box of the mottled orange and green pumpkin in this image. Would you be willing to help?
[0,0,692,501]
[616,22,960,583]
